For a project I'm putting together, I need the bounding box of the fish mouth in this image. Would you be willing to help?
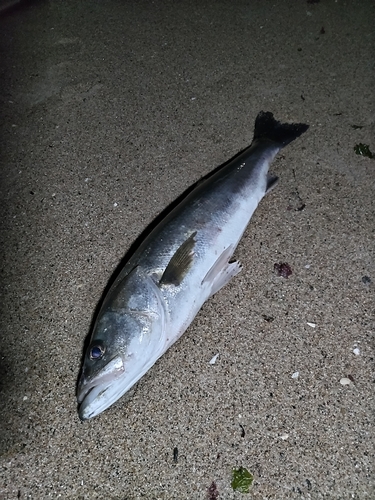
[77,354,126,420]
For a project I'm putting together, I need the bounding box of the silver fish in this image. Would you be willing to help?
[77,111,308,420]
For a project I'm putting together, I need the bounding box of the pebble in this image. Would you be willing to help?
[340,378,351,386]
[209,353,219,365]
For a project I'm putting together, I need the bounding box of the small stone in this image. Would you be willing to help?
[292,371,299,379]
[340,378,351,386]
[280,433,289,440]
[307,322,316,328]
[209,353,219,365]
[353,348,360,355]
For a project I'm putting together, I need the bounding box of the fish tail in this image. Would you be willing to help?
[254,111,309,147]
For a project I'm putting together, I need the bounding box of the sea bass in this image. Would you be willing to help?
[77,111,308,420]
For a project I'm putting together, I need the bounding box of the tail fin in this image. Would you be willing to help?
[254,111,309,147]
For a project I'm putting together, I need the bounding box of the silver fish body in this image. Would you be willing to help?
[77,111,308,420]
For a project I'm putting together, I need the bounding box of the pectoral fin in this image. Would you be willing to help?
[160,231,197,286]
[202,245,242,297]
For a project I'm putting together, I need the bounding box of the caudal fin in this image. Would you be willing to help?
[254,111,309,147]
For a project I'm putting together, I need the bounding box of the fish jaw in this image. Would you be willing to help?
[77,354,126,420]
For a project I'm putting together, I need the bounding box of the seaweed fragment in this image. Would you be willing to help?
[354,143,374,159]
[274,262,292,278]
[207,481,219,499]
[231,467,253,493]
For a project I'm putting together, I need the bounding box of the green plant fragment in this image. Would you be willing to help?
[354,143,374,158]
[231,467,253,493]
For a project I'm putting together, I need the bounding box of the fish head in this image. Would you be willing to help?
[77,267,167,420]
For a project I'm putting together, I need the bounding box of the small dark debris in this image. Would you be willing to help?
[30,191,34,195]
[362,275,371,284]
[287,201,305,211]
[347,374,355,383]
[351,124,363,129]
[262,314,274,322]
[207,481,219,499]
[301,95,305,101]
[354,143,374,158]
[289,169,306,211]
[274,262,292,278]
[307,0,320,3]
[239,424,245,438]
[173,447,178,463]
[320,27,325,34]
[306,478,312,490]
[17,491,21,499]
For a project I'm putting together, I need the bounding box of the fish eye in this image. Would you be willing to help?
[89,344,105,360]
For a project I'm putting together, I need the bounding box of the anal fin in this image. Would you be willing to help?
[266,175,279,193]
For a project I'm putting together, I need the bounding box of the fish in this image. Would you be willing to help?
[77,111,308,420]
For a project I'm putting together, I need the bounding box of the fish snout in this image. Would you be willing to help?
[77,354,126,417]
